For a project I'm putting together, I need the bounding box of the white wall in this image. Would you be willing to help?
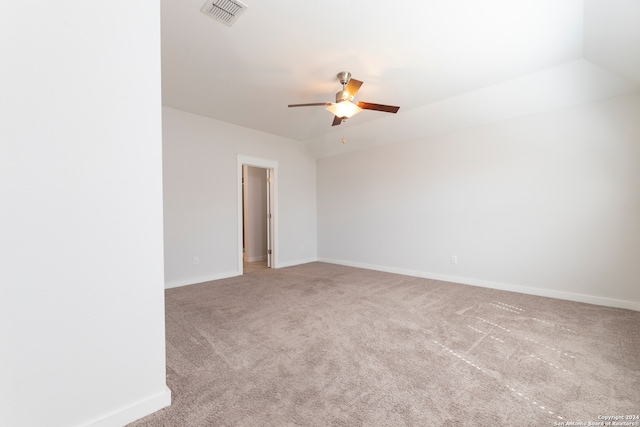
[584,0,640,84]
[0,2,170,427]
[163,107,317,288]
[318,92,640,310]
[245,166,268,262]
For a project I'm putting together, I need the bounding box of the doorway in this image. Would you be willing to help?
[242,165,269,272]
[237,155,278,274]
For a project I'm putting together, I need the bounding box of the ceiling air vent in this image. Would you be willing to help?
[200,0,248,26]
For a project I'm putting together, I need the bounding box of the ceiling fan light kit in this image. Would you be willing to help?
[288,71,400,127]
[326,100,362,119]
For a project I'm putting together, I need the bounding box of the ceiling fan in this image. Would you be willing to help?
[288,71,400,126]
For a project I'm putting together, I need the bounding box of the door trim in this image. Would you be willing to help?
[237,154,278,274]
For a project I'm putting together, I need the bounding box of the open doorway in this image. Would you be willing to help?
[237,155,278,275]
[242,165,269,272]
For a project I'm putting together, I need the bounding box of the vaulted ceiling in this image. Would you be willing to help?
[161,0,640,157]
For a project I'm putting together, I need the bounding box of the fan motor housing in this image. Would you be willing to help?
[336,90,353,102]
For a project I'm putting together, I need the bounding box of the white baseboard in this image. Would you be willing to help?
[247,255,267,262]
[82,386,171,427]
[318,258,640,312]
[164,260,319,288]
[165,271,241,289]
[276,257,318,269]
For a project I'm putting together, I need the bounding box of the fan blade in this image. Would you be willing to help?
[288,102,332,108]
[357,102,400,113]
[332,115,343,126]
[344,79,363,98]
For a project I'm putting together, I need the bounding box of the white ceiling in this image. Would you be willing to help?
[161,0,640,156]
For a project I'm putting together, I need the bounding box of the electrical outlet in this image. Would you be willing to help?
[193,257,199,265]
[450,255,458,264]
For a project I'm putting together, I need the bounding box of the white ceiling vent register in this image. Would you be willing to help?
[201,0,247,26]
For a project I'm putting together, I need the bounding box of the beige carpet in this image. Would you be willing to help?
[129,262,640,426]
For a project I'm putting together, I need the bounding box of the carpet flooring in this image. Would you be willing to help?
[129,262,640,426]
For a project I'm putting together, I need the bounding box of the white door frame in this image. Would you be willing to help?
[237,154,278,274]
